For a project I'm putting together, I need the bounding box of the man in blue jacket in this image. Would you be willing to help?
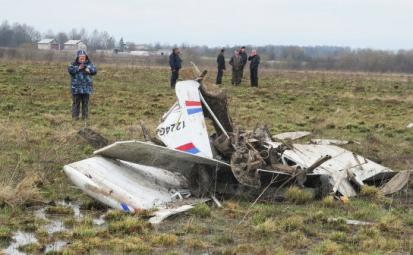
[169,48,182,89]
[68,50,97,121]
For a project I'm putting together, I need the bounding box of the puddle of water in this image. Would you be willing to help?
[44,240,68,253]
[33,207,66,234]
[33,207,47,220]
[93,214,106,226]
[57,200,83,218]
[45,220,66,234]
[3,231,38,255]
[32,200,85,235]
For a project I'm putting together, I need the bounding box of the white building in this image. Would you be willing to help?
[37,39,60,50]
[64,40,87,51]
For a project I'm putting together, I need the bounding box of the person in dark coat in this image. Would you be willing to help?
[169,48,182,89]
[216,48,226,84]
[229,50,243,85]
[248,49,260,87]
[239,46,248,80]
[68,50,97,121]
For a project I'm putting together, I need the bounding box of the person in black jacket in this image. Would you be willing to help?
[239,46,248,81]
[169,48,182,89]
[216,48,226,84]
[248,49,260,87]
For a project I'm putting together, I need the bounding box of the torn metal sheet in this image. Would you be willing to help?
[273,131,311,140]
[149,205,194,225]
[380,170,411,195]
[149,198,210,225]
[94,140,230,173]
[281,144,393,197]
[310,139,349,145]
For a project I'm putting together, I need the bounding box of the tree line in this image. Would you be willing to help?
[1,20,413,73]
[0,20,117,51]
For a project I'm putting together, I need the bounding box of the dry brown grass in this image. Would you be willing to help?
[0,174,43,207]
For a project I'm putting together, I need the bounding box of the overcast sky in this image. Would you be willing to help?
[1,0,412,50]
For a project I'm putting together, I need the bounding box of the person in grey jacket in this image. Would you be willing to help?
[248,49,260,87]
[239,46,248,80]
[229,50,243,85]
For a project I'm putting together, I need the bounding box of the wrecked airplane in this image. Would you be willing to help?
[64,70,410,223]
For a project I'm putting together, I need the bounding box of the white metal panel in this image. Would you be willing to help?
[310,139,349,145]
[94,140,230,173]
[64,157,189,211]
[281,144,393,196]
[273,131,311,140]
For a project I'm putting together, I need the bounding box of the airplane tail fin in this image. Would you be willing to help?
[156,80,213,159]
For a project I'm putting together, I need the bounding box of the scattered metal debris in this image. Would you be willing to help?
[380,170,411,195]
[211,195,222,208]
[149,198,210,225]
[64,68,406,224]
[310,139,349,145]
[272,131,311,141]
[328,217,374,226]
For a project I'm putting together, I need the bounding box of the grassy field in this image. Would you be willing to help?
[0,61,412,254]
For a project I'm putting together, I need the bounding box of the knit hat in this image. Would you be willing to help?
[77,50,87,57]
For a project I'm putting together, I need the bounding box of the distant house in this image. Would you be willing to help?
[37,39,60,50]
[64,40,87,51]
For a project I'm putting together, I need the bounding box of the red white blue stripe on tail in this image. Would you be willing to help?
[175,142,201,154]
[185,101,203,115]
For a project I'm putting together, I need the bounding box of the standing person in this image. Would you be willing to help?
[248,49,260,87]
[229,50,243,85]
[169,48,182,89]
[239,46,248,81]
[68,50,97,121]
[216,48,226,84]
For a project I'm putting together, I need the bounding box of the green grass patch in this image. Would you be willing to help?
[107,216,151,235]
[284,186,315,204]
[189,203,211,218]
